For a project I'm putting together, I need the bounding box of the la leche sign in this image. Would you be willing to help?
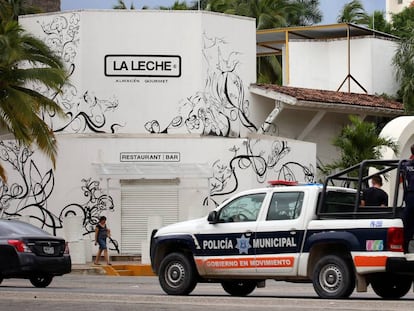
[105,55,181,77]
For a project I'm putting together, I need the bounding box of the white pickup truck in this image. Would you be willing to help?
[150,159,414,299]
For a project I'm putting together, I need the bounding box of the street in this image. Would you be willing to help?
[1,275,414,311]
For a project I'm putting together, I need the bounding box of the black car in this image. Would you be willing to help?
[0,219,71,287]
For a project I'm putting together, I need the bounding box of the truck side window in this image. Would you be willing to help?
[267,192,304,221]
[322,191,357,214]
[218,193,266,222]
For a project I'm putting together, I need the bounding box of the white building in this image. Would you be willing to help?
[1,11,404,258]
[386,0,413,21]
[254,24,403,167]
[4,10,316,257]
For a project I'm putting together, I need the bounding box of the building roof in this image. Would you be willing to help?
[256,23,399,55]
[250,84,404,116]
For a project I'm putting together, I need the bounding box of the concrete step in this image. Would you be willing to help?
[93,255,141,263]
[72,254,154,276]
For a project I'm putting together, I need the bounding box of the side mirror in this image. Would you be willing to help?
[207,210,218,224]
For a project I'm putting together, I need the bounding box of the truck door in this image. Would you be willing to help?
[194,192,267,276]
[253,191,305,276]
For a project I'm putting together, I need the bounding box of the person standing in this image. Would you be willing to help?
[94,216,111,265]
[360,175,388,207]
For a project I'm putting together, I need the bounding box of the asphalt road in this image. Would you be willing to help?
[1,275,414,311]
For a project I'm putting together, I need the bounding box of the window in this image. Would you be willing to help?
[320,191,357,214]
[218,193,266,222]
[266,192,304,220]
[398,0,403,4]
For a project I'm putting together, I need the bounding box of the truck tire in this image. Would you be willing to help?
[221,280,256,296]
[158,252,197,295]
[312,255,355,299]
[370,273,412,299]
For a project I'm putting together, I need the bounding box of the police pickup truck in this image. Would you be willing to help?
[150,160,414,299]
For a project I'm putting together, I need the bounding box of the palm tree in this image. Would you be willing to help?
[323,115,399,177]
[205,0,322,30]
[336,0,369,25]
[159,1,190,10]
[232,0,322,84]
[165,0,322,84]
[113,0,135,9]
[205,0,236,13]
[234,0,293,29]
[0,2,68,181]
[390,6,414,113]
[390,4,414,39]
[287,0,322,26]
[393,35,414,114]
[0,0,42,20]
[257,55,282,84]
[368,10,391,33]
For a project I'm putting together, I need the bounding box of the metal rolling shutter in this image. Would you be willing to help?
[120,179,179,254]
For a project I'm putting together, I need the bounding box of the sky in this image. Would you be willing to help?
[60,0,386,24]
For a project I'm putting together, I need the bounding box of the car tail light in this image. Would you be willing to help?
[64,242,70,254]
[387,227,404,252]
[8,239,32,253]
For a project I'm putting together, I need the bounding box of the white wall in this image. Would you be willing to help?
[288,37,398,96]
[371,38,399,95]
[20,11,257,138]
[0,135,315,249]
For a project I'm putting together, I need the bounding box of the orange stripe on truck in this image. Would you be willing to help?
[354,256,387,267]
[196,256,294,269]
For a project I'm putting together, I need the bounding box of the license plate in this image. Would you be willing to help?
[43,246,54,254]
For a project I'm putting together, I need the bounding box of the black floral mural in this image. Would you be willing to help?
[35,13,123,134]
[0,142,119,252]
[59,178,119,253]
[53,90,123,133]
[205,139,315,206]
[0,142,58,232]
[143,31,314,203]
[145,32,257,136]
[59,178,115,233]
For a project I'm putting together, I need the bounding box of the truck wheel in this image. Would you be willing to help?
[312,255,355,298]
[371,273,412,299]
[221,280,256,296]
[29,274,53,288]
[158,252,197,295]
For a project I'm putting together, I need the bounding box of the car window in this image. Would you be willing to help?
[218,193,266,222]
[0,220,50,236]
[266,192,304,220]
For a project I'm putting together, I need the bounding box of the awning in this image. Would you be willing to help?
[92,162,213,179]
[256,23,399,56]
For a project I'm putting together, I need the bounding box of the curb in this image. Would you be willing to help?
[70,265,106,275]
[102,264,155,276]
[71,263,154,276]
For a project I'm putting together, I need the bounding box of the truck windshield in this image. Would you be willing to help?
[218,193,266,222]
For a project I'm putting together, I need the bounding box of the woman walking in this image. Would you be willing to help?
[94,216,111,265]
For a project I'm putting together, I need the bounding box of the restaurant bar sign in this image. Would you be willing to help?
[105,55,181,77]
[120,152,180,162]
